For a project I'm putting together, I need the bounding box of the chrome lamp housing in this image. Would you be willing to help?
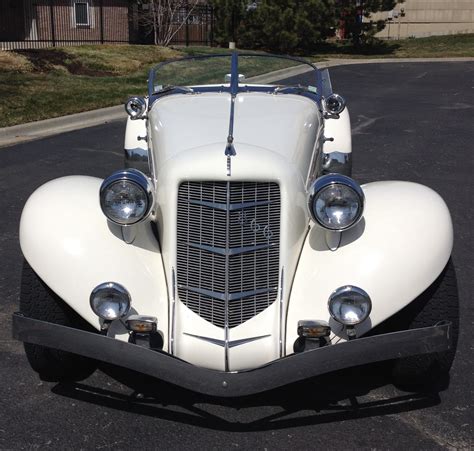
[125,96,147,120]
[99,169,154,226]
[308,174,365,231]
[328,286,372,326]
[322,93,346,116]
[90,282,131,321]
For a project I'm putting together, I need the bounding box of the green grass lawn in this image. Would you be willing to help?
[0,34,473,128]
[310,34,474,59]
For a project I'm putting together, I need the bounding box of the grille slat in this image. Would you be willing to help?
[177,181,280,328]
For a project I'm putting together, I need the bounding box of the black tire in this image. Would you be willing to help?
[382,259,459,391]
[19,259,97,382]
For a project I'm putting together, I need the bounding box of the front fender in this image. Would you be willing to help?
[19,176,169,347]
[286,181,453,354]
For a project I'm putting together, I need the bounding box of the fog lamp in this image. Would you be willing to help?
[90,282,131,321]
[328,286,371,326]
[126,315,157,333]
[297,320,331,338]
[100,169,154,226]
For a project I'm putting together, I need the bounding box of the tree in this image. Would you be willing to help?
[211,0,248,46]
[337,0,397,46]
[212,0,337,54]
[137,0,200,46]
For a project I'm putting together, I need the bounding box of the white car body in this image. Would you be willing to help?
[15,53,454,395]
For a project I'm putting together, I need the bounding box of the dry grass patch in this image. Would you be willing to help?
[60,44,181,75]
[0,50,32,73]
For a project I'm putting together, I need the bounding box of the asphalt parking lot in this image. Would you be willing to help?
[0,62,473,449]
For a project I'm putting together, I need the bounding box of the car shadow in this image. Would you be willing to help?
[51,363,441,431]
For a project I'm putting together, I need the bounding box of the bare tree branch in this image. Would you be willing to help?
[138,0,200,46]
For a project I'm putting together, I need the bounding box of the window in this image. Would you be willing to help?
[74,2,90,26]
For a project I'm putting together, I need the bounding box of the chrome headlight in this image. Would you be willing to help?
[90,282,131,321]
[308,174,364,231]
[328,286,372,326]
[100,169,154,226]
[323,93,346,115]
[125,96,147,119]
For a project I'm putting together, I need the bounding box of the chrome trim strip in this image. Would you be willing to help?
[188,199,273,211]
[188,199,227,210]
[228,288,277,302]
[188,242,274,256]
[228,200,273,210]
[180,285,277,302]
[224,181,231,371]
[224,52,238,176]
[184,333,271,348]
[279,268,284,357]
[170,267,176,355]
[181,285,226,301]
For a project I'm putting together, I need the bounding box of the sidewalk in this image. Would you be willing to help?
[1,57,473,148]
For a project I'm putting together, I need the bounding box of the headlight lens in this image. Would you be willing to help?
[100,169,153,226]
[328,286,371,326]
[308,174,364,231]
[90,282,131,321]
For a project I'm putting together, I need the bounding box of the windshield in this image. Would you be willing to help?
[148,52,322,101]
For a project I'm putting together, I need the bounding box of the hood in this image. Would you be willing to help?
[148,91,322,181]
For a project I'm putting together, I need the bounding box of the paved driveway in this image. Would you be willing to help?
[0,62,472,449]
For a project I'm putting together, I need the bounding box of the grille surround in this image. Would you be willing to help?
[177,181,280,328]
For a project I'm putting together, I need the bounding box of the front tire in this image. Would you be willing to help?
[19,260,97,382]
[389,259,459,390]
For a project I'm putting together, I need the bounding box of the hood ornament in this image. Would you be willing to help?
[225,134,236,177]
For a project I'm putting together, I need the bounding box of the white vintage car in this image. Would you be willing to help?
[14,53,458,396]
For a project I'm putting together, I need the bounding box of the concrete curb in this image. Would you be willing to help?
[0,105,126,148]
[1,57,473,148]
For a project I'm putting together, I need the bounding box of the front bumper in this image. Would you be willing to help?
[12,313,451,397]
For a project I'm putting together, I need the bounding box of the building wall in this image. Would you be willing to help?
[1,0,129,47]
[35,0,129,42]
[372,0,474,39]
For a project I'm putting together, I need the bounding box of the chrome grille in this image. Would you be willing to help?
[177,181,280,328]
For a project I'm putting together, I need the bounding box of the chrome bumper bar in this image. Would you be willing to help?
[12,313,451,397]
